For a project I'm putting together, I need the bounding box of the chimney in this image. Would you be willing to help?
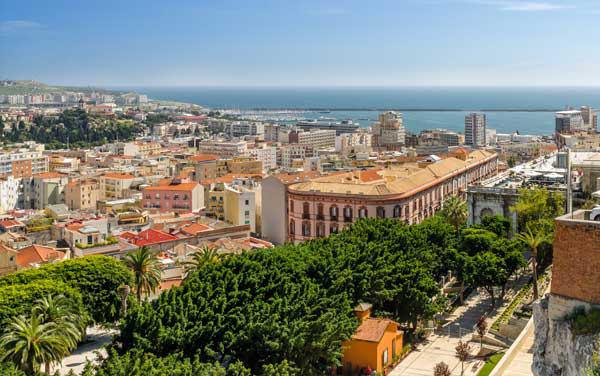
[354,302,373,322]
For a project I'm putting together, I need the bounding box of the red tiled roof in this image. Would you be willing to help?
[16,245,65,268]
[34,172,66,179]
[120,229,178,247]
[352,318,398,342]
[104,172,135,179]
[143,183,199,192]
[0,219,25,229]
[358,169,383,183]
[180,223,211,236]
[189,154,218,162]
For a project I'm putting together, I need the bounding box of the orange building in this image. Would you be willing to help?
[341,303,403,375]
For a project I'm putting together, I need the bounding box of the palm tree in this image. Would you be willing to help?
[442,196,468,235]
[183,246,222,278]
[516,226,550,300]
[123,246,162,302]
[0,313,72,374]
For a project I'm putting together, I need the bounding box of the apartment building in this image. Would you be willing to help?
[280,144,314,171]
[99,173,136,200]
[372,111,405,148]
[581,106,598,132]
[289,129,337,150]
[0,144,48,179]
[245,145,277,172]
[227,121,265,139]
[0,176,21,213]
[65,178,100,210]
[465,113,486,147]
[286,150,498,243]
[142,181,203,214]
[196,140,248,158]
[123,141,161,157]
[22,172,69,209]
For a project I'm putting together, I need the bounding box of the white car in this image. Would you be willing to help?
[591,205,600,221]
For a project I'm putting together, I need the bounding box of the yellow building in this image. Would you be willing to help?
[0,244,18,275]
[100,173,136,200]
[226,157,263,175]
[341,303,403,375]
[65,178,100,210]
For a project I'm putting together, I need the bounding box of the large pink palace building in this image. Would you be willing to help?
[287,150,498,243]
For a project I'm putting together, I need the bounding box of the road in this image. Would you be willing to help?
[52,326,116,375]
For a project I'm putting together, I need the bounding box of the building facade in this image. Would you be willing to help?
[465,113,486,147]
[372,111,405,148]
[142,181,203,213]
[65,178,100,210]
[286,150,498,243]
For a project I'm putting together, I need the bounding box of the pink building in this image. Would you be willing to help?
[142,181,204,214]
[287,150,498,243]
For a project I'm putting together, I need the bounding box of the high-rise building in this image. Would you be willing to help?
[372,111,405,148]
[464,113,486,147]
[581,106,598,132]
[555,110,586,134]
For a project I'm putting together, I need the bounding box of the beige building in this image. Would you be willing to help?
[372,111,405,148]
[100,172,136,200]
[65,178,100,210]
[123,141,161,157]
[286,150,498,243]
[22,172,69,209]
[289,129,336,150]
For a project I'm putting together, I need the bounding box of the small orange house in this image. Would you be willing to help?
[341,303,403,375]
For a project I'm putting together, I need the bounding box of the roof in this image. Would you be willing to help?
[103,172,135,180]
[120,229,179,246]
[143,182,199,192]
[34,172,67,179]
[271,171,324,185]
[66,178,98,188]
[16,245,65,268]
[352,318,398,342]
[289,150,496,198]
[189,154,219,162]
[0,219,25,229]
[201,173,263,185]
[180,223,211,236]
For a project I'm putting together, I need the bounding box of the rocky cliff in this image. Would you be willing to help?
[533,295,599,376]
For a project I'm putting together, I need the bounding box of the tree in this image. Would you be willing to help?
[464,252,508,308]
[0,313,73,374]
[442,196,468,235]
[433,362,452,376]
[183,246,222,278]
[516,226,550,300]
[123,247,162,302]
[476,316,488,350]
[455,340,471,376]
[479,215,511,238]
[511,187,564,232]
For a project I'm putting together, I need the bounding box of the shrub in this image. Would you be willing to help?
[566,307,600,336]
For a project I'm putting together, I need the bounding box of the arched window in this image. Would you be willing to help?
[393,205,401,218]
[343,206,353,222]
[302,222,311,237]
[330,205,338,220]
[316,222,325,237]
[376,206,385,218]
[289,219,295,235]
[317,203,324,220]
[303,202,310,219]
[358,206,368,219]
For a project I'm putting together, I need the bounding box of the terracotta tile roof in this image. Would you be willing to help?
[0,219,25,229]
[34,172,66,179]
[103,172,135,179]
[120,229,178,247]
[66,178,98,188]
[271,171,324,185]
[180,223,211,236]
[16,245,65,268]
[352,318,398,342]
[189,154,219,162]
[143,182,199,192]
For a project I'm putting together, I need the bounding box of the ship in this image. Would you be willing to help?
[296,119,360,135]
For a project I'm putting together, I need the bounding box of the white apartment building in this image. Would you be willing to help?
[196,140,248,159]
[22,172,69,210]
[335,132,372,154]
[245,146,277,172]
[228,121,265,139]
[289,129,336,150]
[280,145,313,171]
[0,176,21,213]
[372,111,405,147]
[99,173,136,200]
[465,113,487,147]
[0,145,48,178]
[7,95,25,105]
[224,180,260,234]
[556,110,586,134]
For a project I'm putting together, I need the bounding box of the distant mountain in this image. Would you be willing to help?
[0,80,122,96]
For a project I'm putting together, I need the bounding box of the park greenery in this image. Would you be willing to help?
[0,256,132,324]
[0,109,143,149]
[0,188,563,375]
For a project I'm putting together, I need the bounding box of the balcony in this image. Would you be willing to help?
[316,214,324,221]
[302,213,310,220]
[330,215,338,222]
[344,216,352,223]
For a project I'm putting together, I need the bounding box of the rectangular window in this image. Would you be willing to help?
[382,348,388,366]
[245,199,249,205]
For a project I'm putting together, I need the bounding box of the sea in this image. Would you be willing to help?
[119,87,600,136]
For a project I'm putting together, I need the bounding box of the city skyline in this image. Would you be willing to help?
[2,0,600,87]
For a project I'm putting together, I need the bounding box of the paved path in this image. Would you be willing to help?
[53,326,116,375]
[495,325,534,376]
[390,270,532,376]
[389,290,493,376]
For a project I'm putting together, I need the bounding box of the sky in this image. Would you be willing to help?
[1,0,600,87]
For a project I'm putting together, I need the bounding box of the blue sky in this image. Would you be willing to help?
[1,0,599,87]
